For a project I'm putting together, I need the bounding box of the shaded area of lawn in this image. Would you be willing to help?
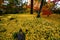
[0,14,60,40]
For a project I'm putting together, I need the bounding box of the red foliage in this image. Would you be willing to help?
[42,9,52,15]
[42,5,52,16]
[26,4,52,16]
[33,6,39,11]
[26,5,39,11]
[26,5,31,8]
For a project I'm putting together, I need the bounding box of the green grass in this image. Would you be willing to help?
[0,14,60,40]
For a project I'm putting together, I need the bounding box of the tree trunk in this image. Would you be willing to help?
[0,0,4,4]
[48,0,50,3]
[30,0,33,14]
[37,0,44,18]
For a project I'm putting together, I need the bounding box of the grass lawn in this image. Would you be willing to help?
[0,13,60,40]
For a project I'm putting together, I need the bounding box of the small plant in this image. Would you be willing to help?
[13,32,18,39]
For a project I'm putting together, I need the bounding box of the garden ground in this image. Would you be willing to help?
[0,13,60,40]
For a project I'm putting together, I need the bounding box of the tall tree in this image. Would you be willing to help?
[37,0,44,18]
[30,0,33,14]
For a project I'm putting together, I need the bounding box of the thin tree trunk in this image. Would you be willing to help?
[37,0,44,18]
[30,0,33,14]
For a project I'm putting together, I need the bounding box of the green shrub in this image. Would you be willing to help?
[13,32,18,39]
